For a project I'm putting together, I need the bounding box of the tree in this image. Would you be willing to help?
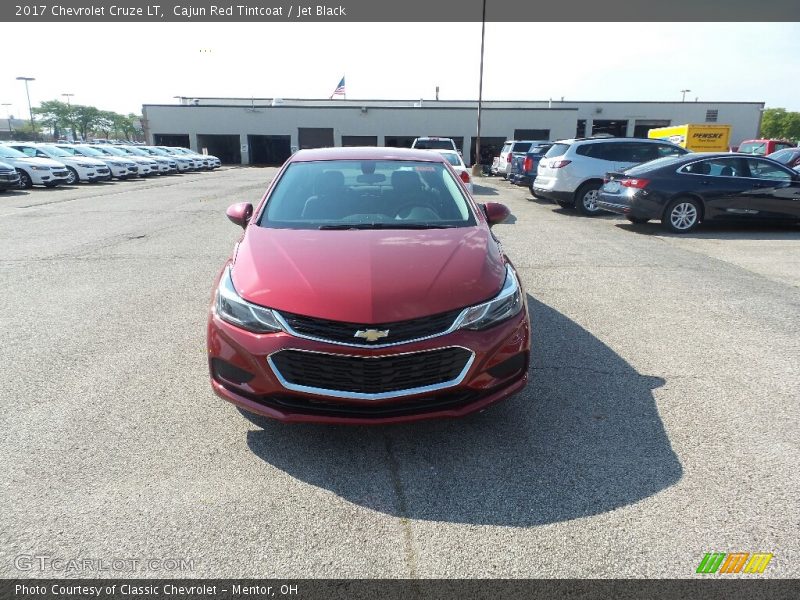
[32,100,74,139]
[760,108,800,142]
[71,105,103,140]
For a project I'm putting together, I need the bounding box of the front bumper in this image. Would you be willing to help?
[208,307,530,424]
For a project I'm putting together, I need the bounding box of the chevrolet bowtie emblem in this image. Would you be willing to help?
[354,329,390,342]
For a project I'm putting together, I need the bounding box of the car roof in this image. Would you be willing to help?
[290,146,446,163]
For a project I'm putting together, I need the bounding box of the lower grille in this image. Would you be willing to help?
[253,391,481,419]
[269,347,472,396]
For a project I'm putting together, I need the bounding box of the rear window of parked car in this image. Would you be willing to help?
[544,143,571,158]
[511,142,533,153]
[414,139,456,150]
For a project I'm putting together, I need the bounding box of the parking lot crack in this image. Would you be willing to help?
[383,434,421,584]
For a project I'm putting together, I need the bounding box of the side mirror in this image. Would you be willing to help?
[483,202,510,226]
[226,202,253,228]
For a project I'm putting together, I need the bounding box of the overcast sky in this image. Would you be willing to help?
[1,22,798,118]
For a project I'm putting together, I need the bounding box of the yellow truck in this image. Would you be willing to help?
[647,124,732,152]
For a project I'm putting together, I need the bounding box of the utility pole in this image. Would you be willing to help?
[16,77,35,129]
[472,0,486,175]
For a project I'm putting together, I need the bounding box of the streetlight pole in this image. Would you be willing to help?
[16,77,35,129]
[62,93,74,106]
[681,89,691,102]
[472,0,486,176]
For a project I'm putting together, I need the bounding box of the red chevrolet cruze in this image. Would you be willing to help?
[207,147,530,424]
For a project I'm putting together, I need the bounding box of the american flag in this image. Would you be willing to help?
[330,76,345,99]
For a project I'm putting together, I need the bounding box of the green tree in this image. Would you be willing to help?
[760,108,800,141]
[71,105,103,140]
[32,99,75,139]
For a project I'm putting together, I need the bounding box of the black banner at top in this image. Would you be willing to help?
[2,0,800,22]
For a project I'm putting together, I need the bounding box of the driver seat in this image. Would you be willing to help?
[387,170,430,215]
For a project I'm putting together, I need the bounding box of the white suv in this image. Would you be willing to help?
[533,137,688,215]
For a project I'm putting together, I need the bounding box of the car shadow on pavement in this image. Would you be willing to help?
[243,296,682,526]
[617,220,800,240]
[470,183,500,196]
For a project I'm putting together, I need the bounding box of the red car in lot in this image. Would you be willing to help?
[207,147,530,424]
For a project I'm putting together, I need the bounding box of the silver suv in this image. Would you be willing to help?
[533,137,687,215]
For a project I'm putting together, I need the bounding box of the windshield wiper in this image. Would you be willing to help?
[318,223,457,230]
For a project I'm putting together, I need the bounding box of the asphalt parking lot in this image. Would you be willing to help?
[1,168,798,579]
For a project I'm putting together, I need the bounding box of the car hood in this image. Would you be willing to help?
[231,226,506,323]
[12,157,66,168]
[66,157,108,167]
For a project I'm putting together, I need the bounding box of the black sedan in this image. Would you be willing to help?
[596,153,800,232]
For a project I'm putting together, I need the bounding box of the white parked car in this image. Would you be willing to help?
[115,145,177,174]
[8,143,111,184]
[55,144,139,180]
[155,146,204,170]
[88,145,158,176]
[0,144,70,188]
[435,149,473,194]
[139,146,194,172]
[168,147,221,169]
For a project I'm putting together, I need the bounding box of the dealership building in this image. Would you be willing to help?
[141,97,765,165]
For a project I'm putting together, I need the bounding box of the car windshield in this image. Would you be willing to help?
[414,140,454,150]
[93,146,125,156]
[119,146,148,156]
[38,145,72,157]
[73,146,104,157]
[260,159,476,230]
[0,146,26,158]
[738,142,767,155]
[767,149,797,163]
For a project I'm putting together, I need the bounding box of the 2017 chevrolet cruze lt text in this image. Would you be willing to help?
[207,147,530,424]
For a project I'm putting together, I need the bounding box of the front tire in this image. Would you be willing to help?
[65,167,79,185]
[662,197,701,233]
[18,170,33,189]
[575,182,603,216]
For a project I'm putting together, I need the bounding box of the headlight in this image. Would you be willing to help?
[215,266,283,334]
[454,265,523,331]
[31,165,51,171]
[76,162,93,168]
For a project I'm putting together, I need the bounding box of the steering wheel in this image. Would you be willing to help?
[393,202,440,220]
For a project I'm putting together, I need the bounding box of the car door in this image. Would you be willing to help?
[739,158,800,220]
[676,157,751,220]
